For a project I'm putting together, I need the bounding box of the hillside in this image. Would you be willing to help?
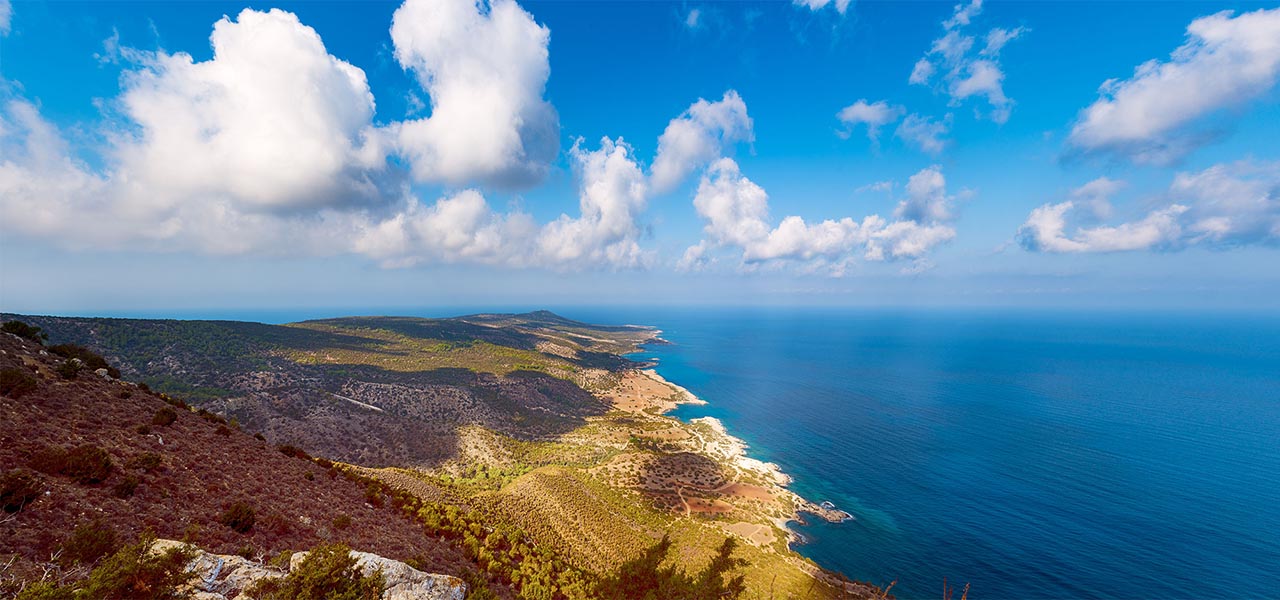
[0,329,506,597]
[2,312,653,468]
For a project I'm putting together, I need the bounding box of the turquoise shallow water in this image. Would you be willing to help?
[595,308,1280,600]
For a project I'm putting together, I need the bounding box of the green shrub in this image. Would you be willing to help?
[19,533,197,600]
[30,446,113,484]
[151,407,177,426]
[47,344,119,379]
[595,535,747,600]
[247,543,384,600]
[112,475,140,499]
[64,446,113,484]
[59,521,118,566]
[0,368,38,398]
[0,469,43,513]
[1,320,47,344]
[56,360,81,380]
[219,501,256,533]
[331,514,352,530]
[277,444,309,460]
[127,453,163,473]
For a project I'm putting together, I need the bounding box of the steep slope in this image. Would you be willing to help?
[0,331,502,596]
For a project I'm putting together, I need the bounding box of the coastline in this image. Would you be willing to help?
[626,333,852,547]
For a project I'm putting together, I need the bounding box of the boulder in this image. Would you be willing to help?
[291,549,467,600]
[151,539,466,600]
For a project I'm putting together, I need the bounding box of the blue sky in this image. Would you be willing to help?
[1,0,1278,314]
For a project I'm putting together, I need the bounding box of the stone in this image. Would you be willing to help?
[290,549,467,600]
[150,539,466,600]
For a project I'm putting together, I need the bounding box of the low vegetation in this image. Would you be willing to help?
[248,543,385,600]
[15,534,197,600]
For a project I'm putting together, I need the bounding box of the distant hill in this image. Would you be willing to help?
[0,312,655,467]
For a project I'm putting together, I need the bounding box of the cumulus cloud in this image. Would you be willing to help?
[113,8,388,214]
[650,91,753,194]
[793,0,852,15]
[389,0,559,187]
[537,137,651,268]
[1067,7,1280,164]
[0,9,394,255]
[895,113,950,154]
[1017,162,1280,253]
[910,0,1024,123]
[836,99,905,143]
[681,160,961,274]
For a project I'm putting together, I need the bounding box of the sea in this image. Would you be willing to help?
[595,308,1280,600]
[86,306,1280,599]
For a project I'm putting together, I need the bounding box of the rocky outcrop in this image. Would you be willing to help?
[291,549,466,600]
[150,539,466,600]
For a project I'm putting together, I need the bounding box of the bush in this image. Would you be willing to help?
[151,407,177,426]
[59,521,118,566]
[0,368,38,398]
[56,360,81,380]
[135,424,151,435]
[19,533,197,600]
[112,475,140,499]
[47,344,119,379]
[331,514,352,530]
[64,446,113,484]
[127,453,163,473]
[216,425,232,436]
[219,501,256,534]
[247,543,384,600]
[31,446,113,484]
[1,320,47,344]
[277,444,310,460]
[0,469,43,513]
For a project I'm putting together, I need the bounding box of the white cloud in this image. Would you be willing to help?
[793,0,852,15]
[537,137,651,268]
[352,190,537,268]
[389,0,558,187]
[857,180,894,193]
[943,0,982,29]
[682,160,961,274]
[113,8,386,214]
[1068,7,1280,164]
[836,99,905,143]
[685,8,702,29]
[896,165,954,223]
[982,26,1025,56]
[650,90,753,194]
[1,0,13,36]
[910,0,1023,123]
[895,113,950,154]
[909,59,935,85]
[0,9,393,255]
[1017,162,1280,253]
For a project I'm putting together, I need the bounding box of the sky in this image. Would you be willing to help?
[1,0,1279,315]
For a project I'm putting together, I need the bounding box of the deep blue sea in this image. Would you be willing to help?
[86,306,1279,598]
[593,308,1279,600]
